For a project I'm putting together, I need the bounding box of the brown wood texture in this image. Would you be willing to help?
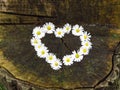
[0,0,120,89]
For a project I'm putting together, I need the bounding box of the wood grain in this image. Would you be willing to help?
[0,0,120,89]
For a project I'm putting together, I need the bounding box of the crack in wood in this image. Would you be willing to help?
[0,66,95,90]
[0,23,35,25]
[0,23,116,27]
[0,11,56,18]
[61,38,72,52]
[1,40,118,89]
[94,42,120,88]
[0,17,119,90]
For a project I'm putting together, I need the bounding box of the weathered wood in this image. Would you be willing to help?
[66,0,120,27]
[0,0,57,24]
[0,0,120,89]
[0,25,119,89]
[0,0,119,26]
[0,13,37,24]
[0,0,56,16]
[0,13,56,24]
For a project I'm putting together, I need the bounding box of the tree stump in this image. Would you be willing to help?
[0,0,120,90]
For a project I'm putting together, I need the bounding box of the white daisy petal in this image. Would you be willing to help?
[80,46,89,55]
[50,59,62,70]
[46,53,56,64]
[81,41,92,49]
[32,27,45,39]
[34,43,46,52]
[63,55,74,66]
[37,47,49,58]
[72,51,83,62]
[54,28,65,38]
[72,25,84,36]
[30,37,41,46]
[80,31,91,41]
[43,22,55,34]
[79,26,84,30]
[63,23,71,34]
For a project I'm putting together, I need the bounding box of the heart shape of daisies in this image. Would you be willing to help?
[31,22,92,70]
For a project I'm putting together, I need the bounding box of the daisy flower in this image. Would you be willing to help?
[34,43,45,52]
[37,47,49,58]
[81,41,92,49]
[46,53,56,64]
[80,46,89,55]
[63,23,71,34]
[72,25,84,36]
[54,28,65,38]
[43,22,55,34]
[30,37,41,46]
[72,50,83,62]
[32,26,45,39]
[50,59,62,70]
[80,31,91,41]
[63,55,74,66]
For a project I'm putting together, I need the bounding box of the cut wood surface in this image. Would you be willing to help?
[0,0,120,89]
[0,0,119,26]
[0,25,119,89]
[0,0,56,16]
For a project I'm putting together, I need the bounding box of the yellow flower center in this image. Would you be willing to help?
[83,49,87,53]
[36,31,41,35]
[66,58,70,62]
[85,43,89,46]
[75,53,80,58]
[34,40,38,44]
[84,35,87,39]
[76,29,80,33]
[55,62,58,66]
[47,26,51,30]
[58,31,61,35]
[66,27,70,31]
[49,56,53,60]
[38,45,41,48]
[41,50,45,55]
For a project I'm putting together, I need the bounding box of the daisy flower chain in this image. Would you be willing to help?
[30,22,92,70]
